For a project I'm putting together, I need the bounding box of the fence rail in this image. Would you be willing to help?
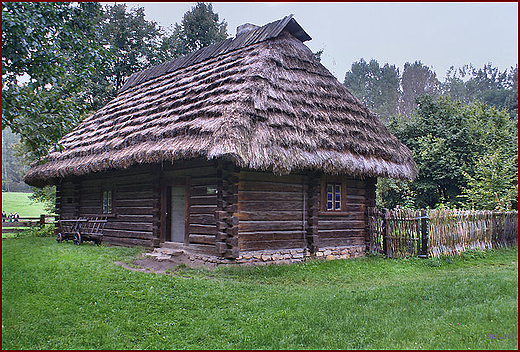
[2,215,54,234]
[368,208,518,258]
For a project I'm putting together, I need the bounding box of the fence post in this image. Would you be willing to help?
[382,208,390,257]
[420,209,428,257]
[40,214,46,228]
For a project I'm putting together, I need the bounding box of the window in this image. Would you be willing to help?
[326,183,342,211]
[102,190,113,214]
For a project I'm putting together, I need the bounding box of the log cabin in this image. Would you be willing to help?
[24,15,417,263]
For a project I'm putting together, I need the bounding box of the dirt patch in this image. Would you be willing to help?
[115,251,218,275]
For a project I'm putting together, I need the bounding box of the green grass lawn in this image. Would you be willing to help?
[2,192,46,218]
[2,238,518,350]
[2,192,49,239]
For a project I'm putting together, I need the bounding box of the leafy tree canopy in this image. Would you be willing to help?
[167,2,228,58]
[383,95,517,210]
[398,60,441,118]
[2,2,104,160]
[444,63,518,119]
[344,58,400,123]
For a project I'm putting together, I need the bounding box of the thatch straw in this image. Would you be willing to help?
[24,17,418,188]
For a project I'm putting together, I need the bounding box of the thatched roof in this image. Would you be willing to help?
[24,15,418,188]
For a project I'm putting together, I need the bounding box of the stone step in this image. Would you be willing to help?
[160,241,185,250]
[145,252,172,261]
[155,247,185,256]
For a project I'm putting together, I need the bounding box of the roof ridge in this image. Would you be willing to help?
[119,15,311,93]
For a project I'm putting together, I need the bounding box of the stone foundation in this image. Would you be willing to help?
[147,245,366,266]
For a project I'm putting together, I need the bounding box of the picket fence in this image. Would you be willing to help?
[368,208,518,258]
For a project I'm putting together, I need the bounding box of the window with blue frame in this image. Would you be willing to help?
[326,183,342,211]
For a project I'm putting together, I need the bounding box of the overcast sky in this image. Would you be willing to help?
[121,1,518,80]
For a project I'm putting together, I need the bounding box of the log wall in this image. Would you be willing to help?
[162,159,220,255]
[317,177,367,248]
[80,166,159,248]
[55,160,372,255]
[237,171,307,251]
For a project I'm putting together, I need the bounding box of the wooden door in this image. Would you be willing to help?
[170,185,186,243]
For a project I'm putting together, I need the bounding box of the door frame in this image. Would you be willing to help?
[160,177,190,244]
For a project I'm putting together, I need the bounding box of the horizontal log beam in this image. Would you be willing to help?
[239,220,303,232]
[188,234,216,245]
[189,224,217,235]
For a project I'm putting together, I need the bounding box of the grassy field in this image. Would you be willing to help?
[2,237,517,350]
[2,192,49,239]
[2,192,46,218]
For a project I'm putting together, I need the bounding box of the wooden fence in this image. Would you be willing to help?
[2,215,54,235]
[428,210,518,257]
[368,208,518,258]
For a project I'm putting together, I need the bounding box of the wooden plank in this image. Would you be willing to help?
[238,191,304,202]
[239,230,305,242]
[190,205,217,214]
[115,214,154,222]
[113,206,157,215]
[163,165,217,178]
[238,201,303,211]
[190,214,216,225]
[189,224,217,235]
[345,187,366,196]
[237,210,303,221]
[319,237,364,247]
[317,229,365,239]
[318,204,366,215]
[345,194,366,203]
[189,177,220,186]
[81,173,154,187]
[345,179,366,189]
[104,222,153,232]
[190,195,217,205]
[318,220,366,230]
[238,181,303,193]
[162,158,217,172]
[239,171,304,184]
[79,198,101,206]
[316,212,364,221]
[79,206,101,214]
[190,185,219,196]
[79,187,101,195]
[183,243,217,255]
[103,229,153,240]
[188,234,216,245]
[115,198,157,207]
[115,191,156,201]
[239,220,303,232]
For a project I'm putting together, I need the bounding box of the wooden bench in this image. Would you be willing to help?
[57,217,107,245]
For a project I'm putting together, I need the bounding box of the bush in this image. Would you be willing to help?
[23,224,55,238]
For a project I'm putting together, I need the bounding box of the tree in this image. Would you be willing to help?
[88,3,229,111]
[2,128,30,192]
[2,2,104,160]
[386,95,517,209]
[163,2,228,59]
[398,61,441,118]
[91,4,165,101]
[461,150,518,210]
[443,63,518,119]
[344,58,400,123]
